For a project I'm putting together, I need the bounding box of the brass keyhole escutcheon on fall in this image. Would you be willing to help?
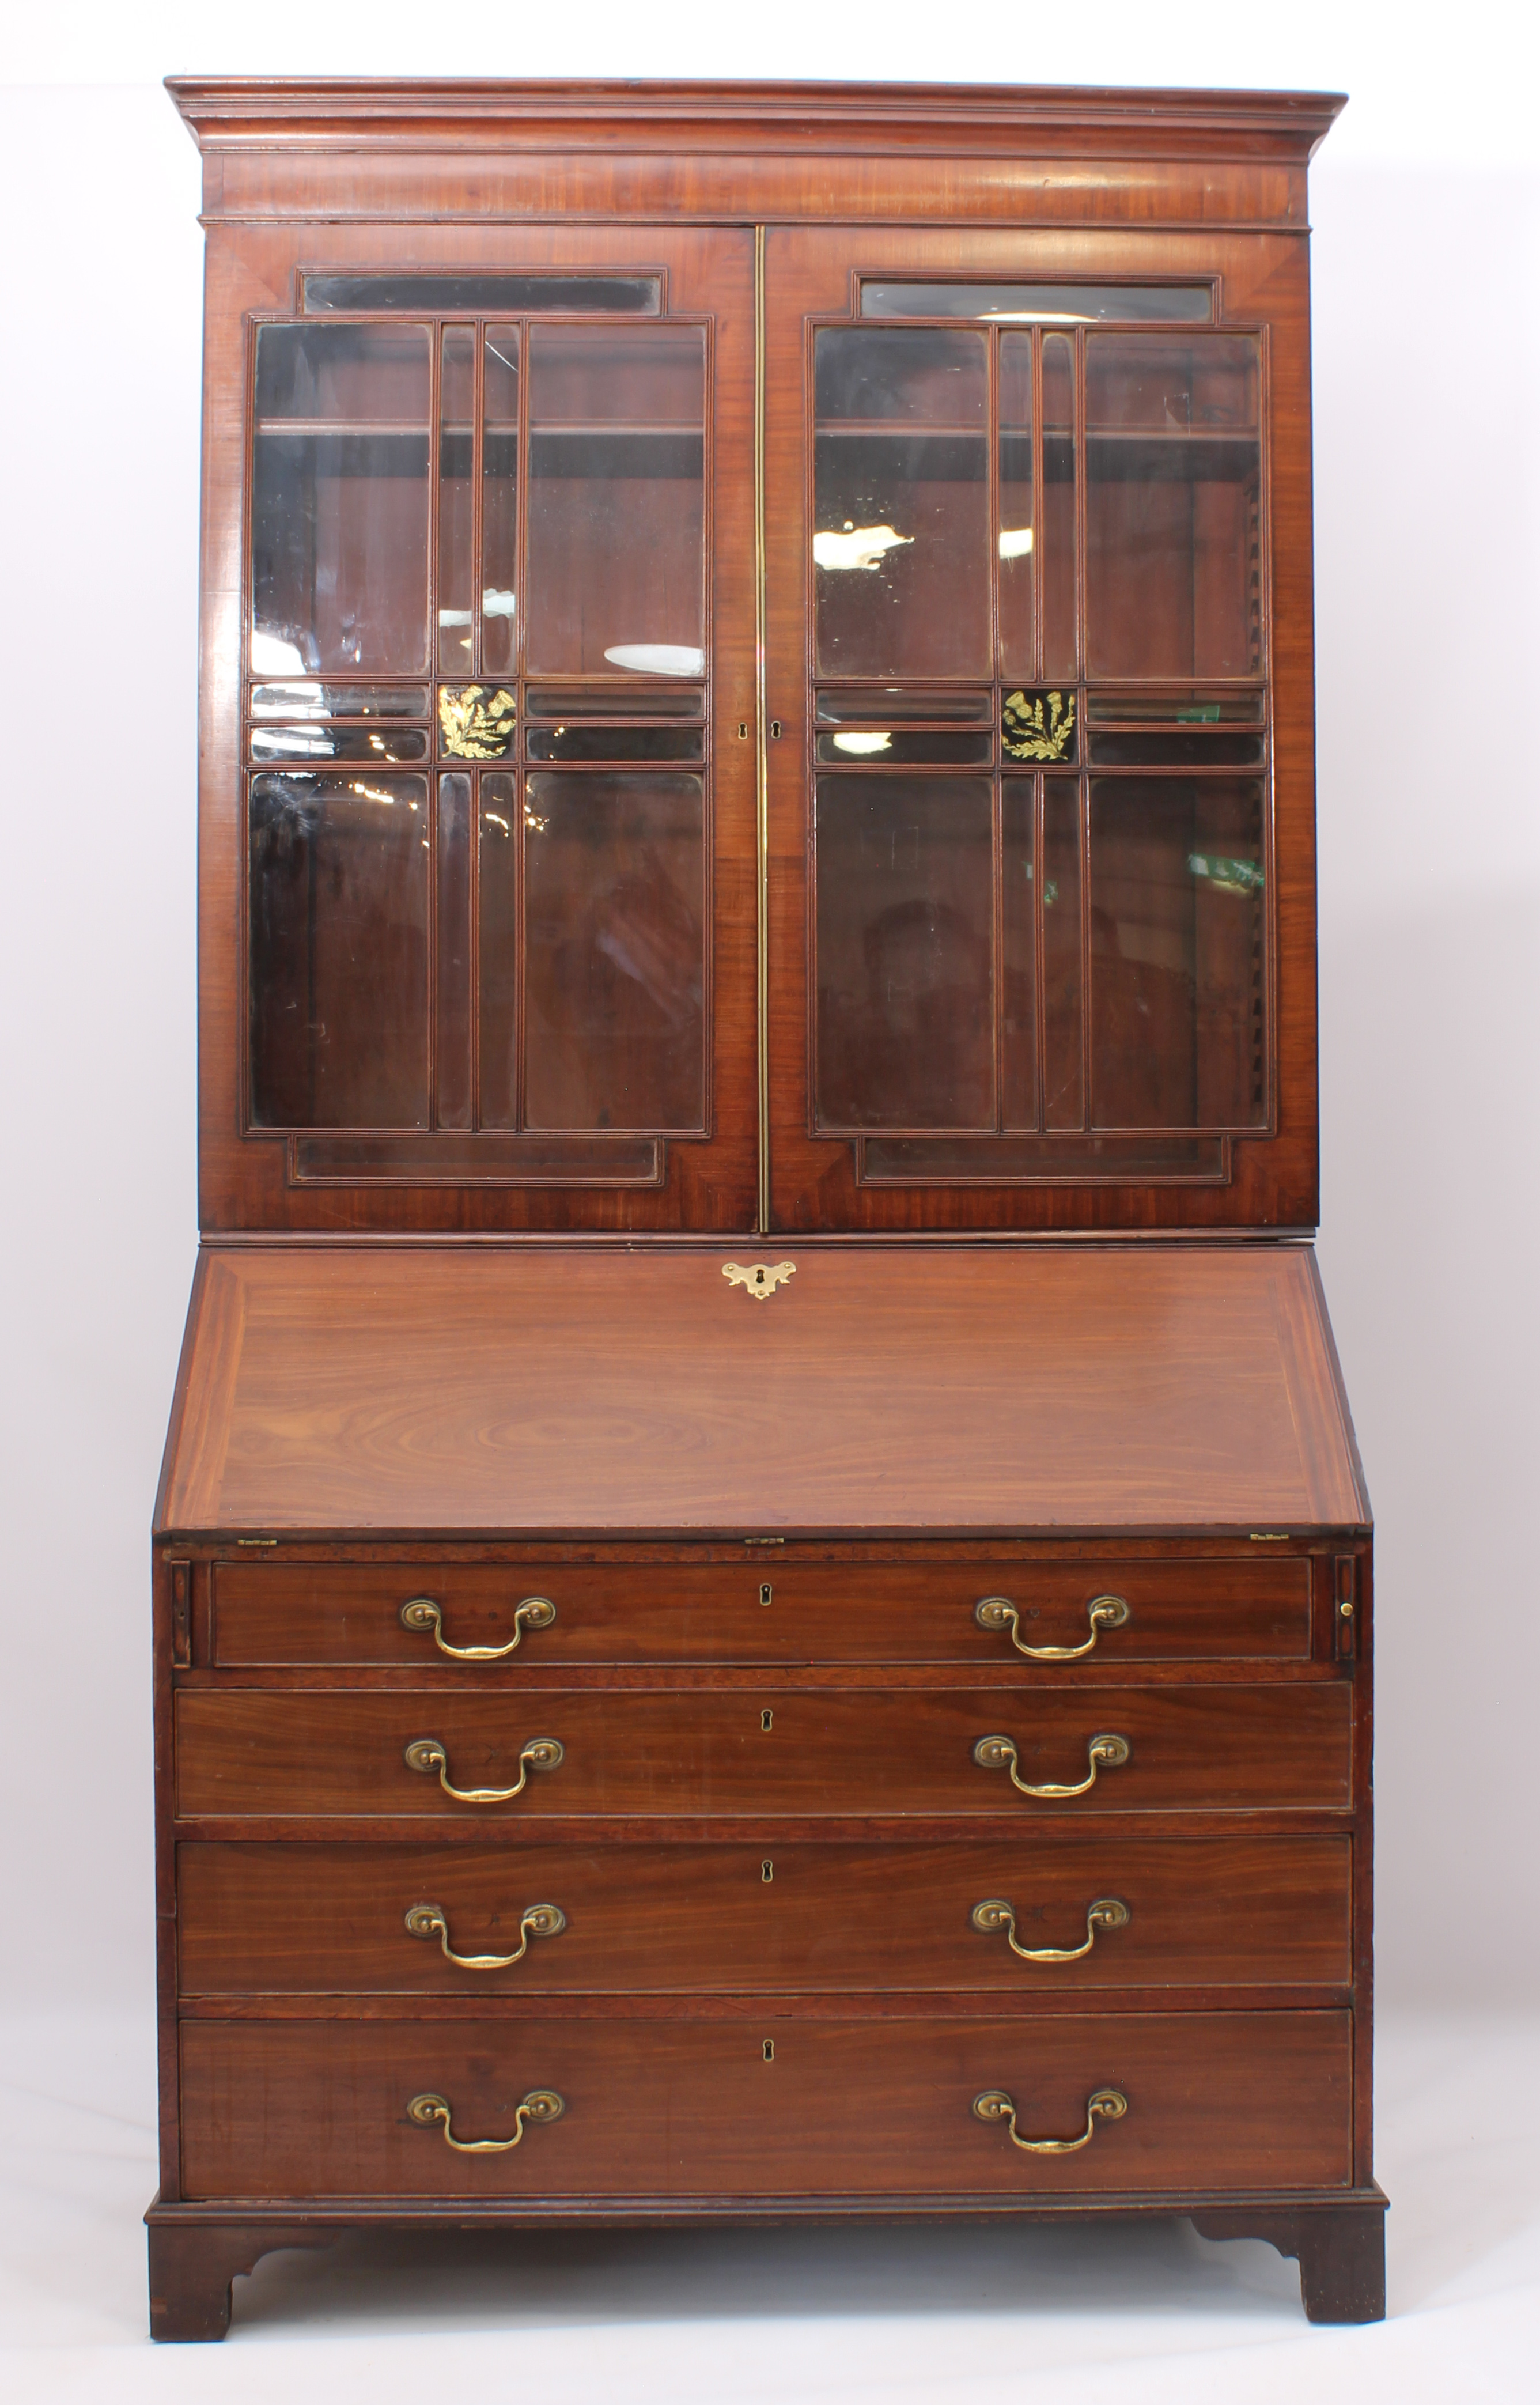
[760,1708,774,1733]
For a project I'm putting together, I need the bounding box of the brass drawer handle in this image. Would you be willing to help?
[400,1594,556,1659]
[404,1735,564,1803]
[404,1901,566,1969]
[973,2086,1127,2154]
[971,1895,1130,1962]
[407,2089,565,2153]
[972,1731,1130,1797]
[975,1593,1130,1659]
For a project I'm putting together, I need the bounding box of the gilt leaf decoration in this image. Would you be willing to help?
[438,685,518,759]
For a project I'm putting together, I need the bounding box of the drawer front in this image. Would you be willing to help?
[211,1557,1312,1669]
[175,1685,1351,1817]
[177,1835,1353,1995]
[179,2011,1353,2199]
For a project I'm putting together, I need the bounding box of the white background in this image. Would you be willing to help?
[1,1,1536,2392]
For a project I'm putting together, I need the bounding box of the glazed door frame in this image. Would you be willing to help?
[198,220,759,1234]
[760,223,1320,1235]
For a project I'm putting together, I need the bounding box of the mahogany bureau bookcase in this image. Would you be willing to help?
[150,78,1383,2338]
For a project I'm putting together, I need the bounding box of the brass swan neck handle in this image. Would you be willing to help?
[970,1895,1130,1963]
[404,1901,566,1969]
[971,1731,1130,1798]
[975,1593,1130,1660]
[973,2087,1127,2154]
[404,1735,564,1804]
[400,1594,556,1661]
[407,2089,565,2153]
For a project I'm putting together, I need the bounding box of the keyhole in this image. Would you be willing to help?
[762,2039,775,2063]
[770,720,783,739]
[759,1582,773,1607]
[760,1708,774,1733]
[737,722,749,739]
[761,1858,774,1882]
[754,1268,766,1288]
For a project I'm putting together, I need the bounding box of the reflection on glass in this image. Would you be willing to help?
[1087,729,1265,767]
[814,731,992,765]
[1090,778,1266,1129]
[482,327,520,676]
[304,273,662,315]
[248,772,429,1129]
[525,327,705,677]
[1085,335,1262,679]
[524,772,705,1130]
[1041,335,1077,682]
[436,774,472,1129]
[252,324,430,675]
[248,683,429,719]
[861,283,1213,324]
[998,333,1034,678]
[816,689,992,725]
[1001,783,1037,1130]
[1042,776,1083,1129]
[437,329,475,670]
[478,773,520,1129]
[250,724,429,763]
[814,328,989,678]
[815,774,993,1129]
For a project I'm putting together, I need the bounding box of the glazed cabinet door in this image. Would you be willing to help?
[762,229,1319,1234]
[201,228,758,1231]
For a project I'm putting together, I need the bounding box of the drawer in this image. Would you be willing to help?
[210,1556,1312,1669]
[178,2011,1353,2199]
[177,1835,1353,1994]
[175,1684,1351,1817]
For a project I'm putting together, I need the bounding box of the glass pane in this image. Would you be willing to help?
[436,774,472,1129]
[249,682,429,718]
[815,730,992,766]
[814,774,993,1130]
[816,689,991,725]
[528,684,703,720]
[861,1135,1225,1181]
[249,724,428,763]
[1089,777,1266,1130]
[478,773,520,1129]
[1042,775,1083,1129]
[525,327,705,678]
[252,324,430,676]
[524,772,706,1132]
[1041,335,1077,682]
[304,273,661,315]
[813,328,989,679]
[998,333,1034,680]
[482,328,520,676]
[1085,690,1265,724]
[248,772,429,1128]
[1086,335,1262,679]
[861,283,1213,324]
[293,1134,663,1185]
[1087,729,1265,768]
[437,330,475,672]
[1001,782,1036,1130]
[528,725,706,762]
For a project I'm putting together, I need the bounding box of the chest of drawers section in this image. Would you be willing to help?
[152,1536,1376,2327]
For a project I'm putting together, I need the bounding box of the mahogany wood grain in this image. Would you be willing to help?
[176,1834,1352,1995]
[178,2010,1352,2199]
[156,1244,1368,1535]
[210,1553,1311,1667]
[173,1683,1351,1818]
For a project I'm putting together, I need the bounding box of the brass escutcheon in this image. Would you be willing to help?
[975,1593,1130,1661]
[722,1261,796,1300]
